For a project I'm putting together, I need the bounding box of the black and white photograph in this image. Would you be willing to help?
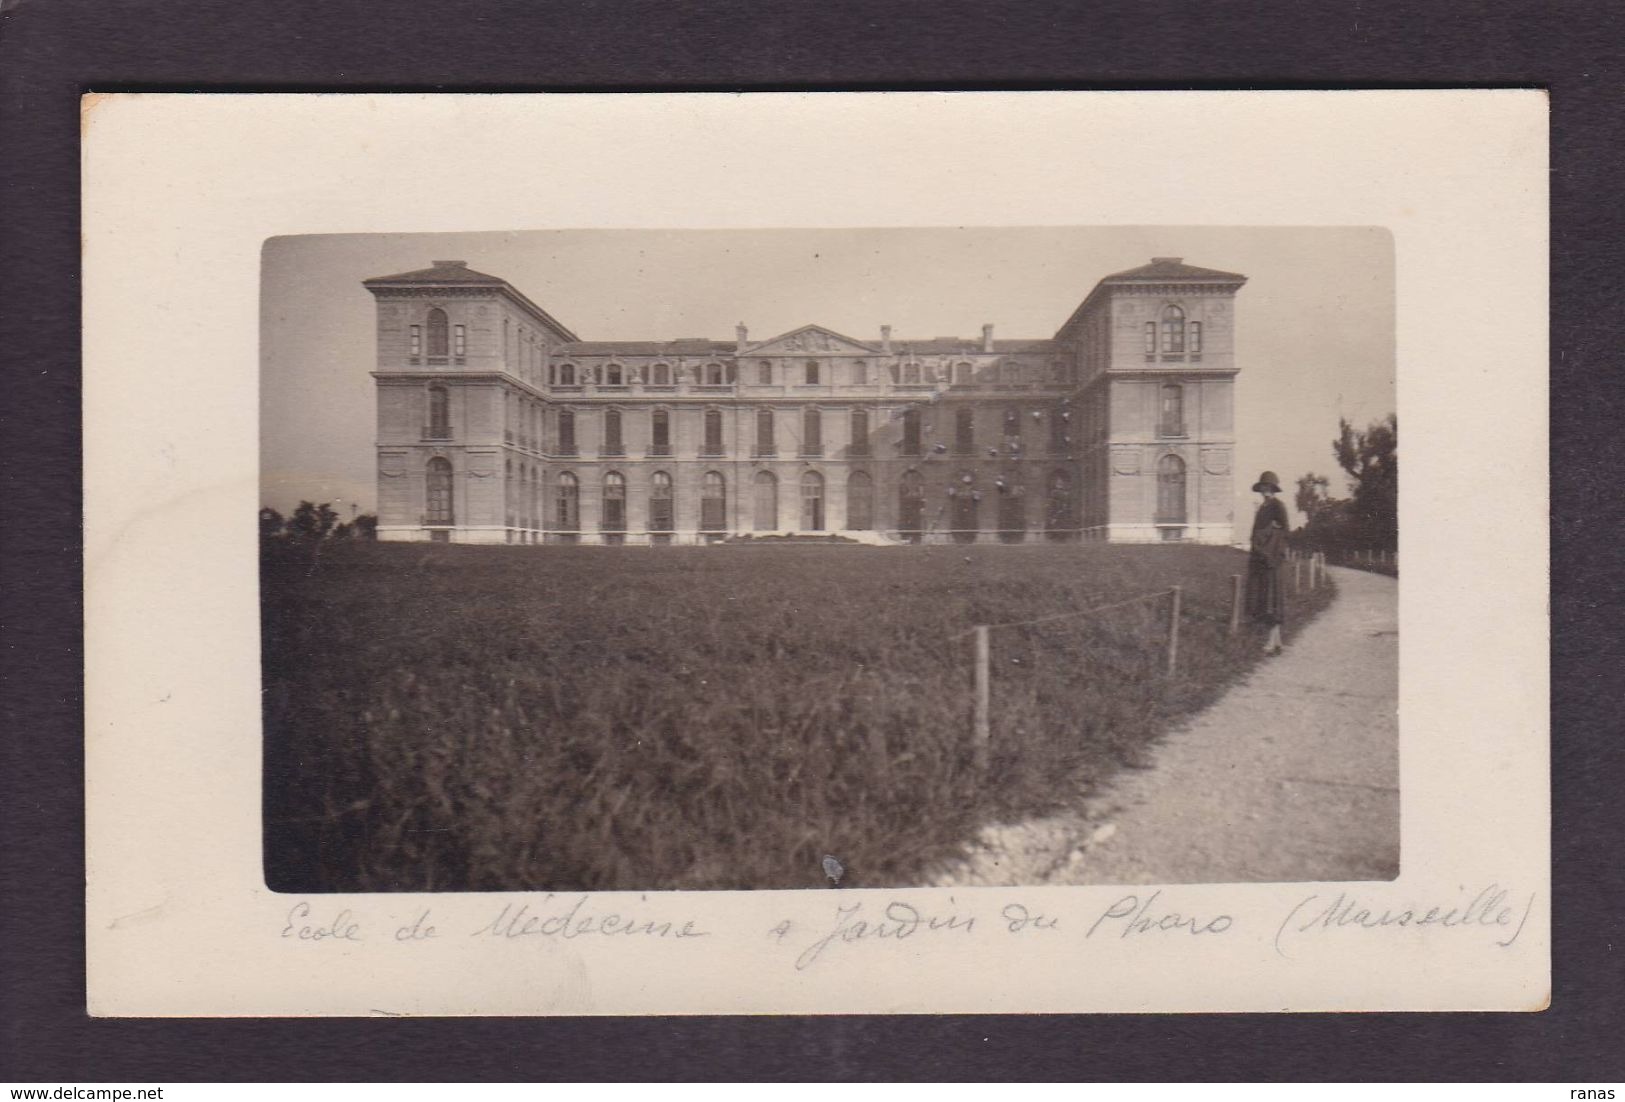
[80,91,1547,1019]
[258,226,1399,895]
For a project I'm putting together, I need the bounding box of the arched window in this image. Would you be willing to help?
[997,482,1026,543]
[426,308,449,357]
[700,471,727,531]
[702,408,724,456]
[1046,468,1075,539]
[757,360,773,385]
[1161,304,1186,354]
[849,408,871,456]
[425,457,454,525]
[602,472,627,532]
[426,384,450,438]
[901,407,922,455]
[555,472,579,530]
[846,471,874,531]
[1156,455,1187,524]
[606,363,625,386]
[603,408,624,455]
[650,408,671,455]
[557,409,577,455]
[954,361,973,385]
[755,409,776,456]
[651,363,671,386]
[851,360,868,385]
[1159,384,1185,436]
[649,471,674,533]
[802,408,823,456]
[753,470,778,531]
[955,407,975,454]
[800,471,826,531]
[559,363,577,385]
[899,470,925,541]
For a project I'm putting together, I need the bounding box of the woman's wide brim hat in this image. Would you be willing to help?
[1252,471,1282,493]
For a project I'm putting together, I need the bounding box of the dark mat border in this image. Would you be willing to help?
[2,0,1618,1083]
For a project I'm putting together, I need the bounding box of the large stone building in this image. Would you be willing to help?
[366,256,1245,545]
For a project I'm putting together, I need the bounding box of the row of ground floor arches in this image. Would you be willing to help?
[401,456,1086,544]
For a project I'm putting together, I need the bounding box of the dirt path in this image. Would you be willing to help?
[938,566,1399,886]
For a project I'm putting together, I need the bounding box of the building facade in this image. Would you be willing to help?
[367,256,1246,545]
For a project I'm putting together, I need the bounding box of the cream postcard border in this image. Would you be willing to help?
[83,91,1549,1015]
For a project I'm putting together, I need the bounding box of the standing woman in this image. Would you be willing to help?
[1246,471,1289,654]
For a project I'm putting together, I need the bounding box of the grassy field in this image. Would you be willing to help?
[262,541,1334,892]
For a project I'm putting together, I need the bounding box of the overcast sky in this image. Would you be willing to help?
[261,226,1394,535]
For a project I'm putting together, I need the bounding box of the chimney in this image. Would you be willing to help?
[881,325,892,354]
[981,324,995,353]
[736,322,749,347]
[432,259,468,269]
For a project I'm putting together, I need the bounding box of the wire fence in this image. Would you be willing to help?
[960,551,1332,764]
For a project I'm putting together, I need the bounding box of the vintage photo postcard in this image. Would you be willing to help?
[83,91,1548,1015]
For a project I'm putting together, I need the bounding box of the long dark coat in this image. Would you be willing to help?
[1245,496,1289,625]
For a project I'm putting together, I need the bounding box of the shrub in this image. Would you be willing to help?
[262,542,1334,892]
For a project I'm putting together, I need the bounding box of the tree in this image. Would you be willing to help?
[286,501,340,543]
[259,507,285,541]
[1333,413,1397,550]
[1293,414,1397,552]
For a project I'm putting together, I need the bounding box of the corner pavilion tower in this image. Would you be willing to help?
[366,256,1246,545]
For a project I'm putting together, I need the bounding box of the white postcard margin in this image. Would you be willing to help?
[82,91,1549,1015]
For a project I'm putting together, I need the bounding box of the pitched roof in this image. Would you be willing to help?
[557,340,737,357]
[1099,257,1247,284]
[361,259,509,285]
[556,336,1057,358]
[898,338,1057,355]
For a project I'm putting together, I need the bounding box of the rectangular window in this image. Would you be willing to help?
[849,409,870,456]
[802,409,822,456]
[805,361,821,385]
[901,409,922,455]
[558,411,577,455]
[453,325,466,356]
[955,408,975,455]
[1188,322,1202,355]
[410,326,422,356]
[756,410,775,456]
[758,362,773,385]
[651,410,671,455]
[1144,322,1156,357]
[851,360,867,385]
[1160,385,1185,436]
[603,410,624,455]
[703,410,724,455]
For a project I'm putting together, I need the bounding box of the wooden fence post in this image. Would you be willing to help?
[1229,574,1243,635]
[972,625,991,767]
[1166,586,1182,676]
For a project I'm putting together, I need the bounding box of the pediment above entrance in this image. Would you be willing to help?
[744,325,879,356]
